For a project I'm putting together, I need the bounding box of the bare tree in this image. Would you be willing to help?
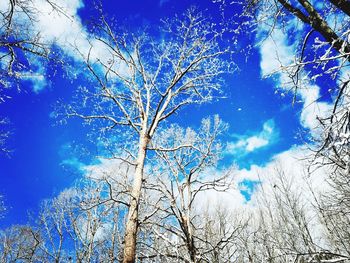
[315,80,350,173]
[257,167,318,262]
[0,225,42,262]
[39,180,125,262]
[136,116,239,262]
[61,8,233,262]
[214,2,350,259]
[218,0,350,173]
[0,176,127,262]
[312,169,350,259]
[3,150,350,262]
[240,164,350,263]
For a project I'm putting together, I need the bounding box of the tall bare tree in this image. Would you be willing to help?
[63,8,233,262]
[141,116,237,262]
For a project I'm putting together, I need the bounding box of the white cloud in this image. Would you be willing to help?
[246,136,269,152]
[1,0,131,91]
[258,22,333,132]
[195,144,331,217]
[299,86,331,130]
[20,69,47,93]
[83,158,135,189]
[30,74,47,93]
[259,28,294,76]
[61,157,85,171]
[226,119,277,155]
[1,0,86,91]
[30,0,96,61]
[31,0,131,78]
[0,1,9,13]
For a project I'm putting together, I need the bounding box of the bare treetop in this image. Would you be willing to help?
[67,8,234,141]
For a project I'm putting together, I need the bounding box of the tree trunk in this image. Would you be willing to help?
[189,238,197,263]
[123,134,149,263]
[186,182,196,263]
[296,0,350,56]
[278,0,350,58]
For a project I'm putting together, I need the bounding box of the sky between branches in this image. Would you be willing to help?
[0,0,336,227]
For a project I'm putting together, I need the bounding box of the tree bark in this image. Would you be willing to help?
[297,0,350,55]
[278,0,350,59]
[123,134,149,263]
[329,0,350,17]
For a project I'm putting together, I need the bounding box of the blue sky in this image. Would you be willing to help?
[0,0,326,227]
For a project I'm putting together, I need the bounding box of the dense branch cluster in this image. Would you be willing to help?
[1,162,350,262]
[56,9,234,262]
[1,1,350,263]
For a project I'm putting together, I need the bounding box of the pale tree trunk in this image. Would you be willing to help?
[123,134,149,263]
[187,182,196,263]
[67,10,231,262]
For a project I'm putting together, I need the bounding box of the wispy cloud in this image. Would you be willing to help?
[21,70,48,93]
[61,157,85,171]
[225,119,278,156]
[59,143,86,172]
[2,0,131,92]
[258,21,332,132]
